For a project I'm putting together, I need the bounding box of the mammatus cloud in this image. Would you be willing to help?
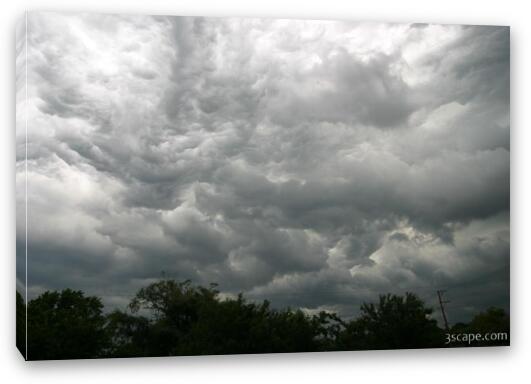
[16,13,509,323]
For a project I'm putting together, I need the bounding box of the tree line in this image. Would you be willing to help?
[16,279,509,360]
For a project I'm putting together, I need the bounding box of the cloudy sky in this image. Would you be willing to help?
[16,12,509,323]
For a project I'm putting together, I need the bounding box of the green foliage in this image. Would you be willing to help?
[105,310,151,357]
[16,291,26,358]
[19,280,509,360]
[114,280,339,355]
[449,307,510,347]
[26,289,108,360]
[469,307,510,335]
[337,292,444,350]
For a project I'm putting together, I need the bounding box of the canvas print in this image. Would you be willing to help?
[16,12,510,360]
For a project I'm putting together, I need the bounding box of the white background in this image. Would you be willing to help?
[0,0,529,383]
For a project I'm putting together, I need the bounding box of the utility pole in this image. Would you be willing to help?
[437,290,450,331]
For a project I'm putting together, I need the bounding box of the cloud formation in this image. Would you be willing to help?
[16,13,509,323]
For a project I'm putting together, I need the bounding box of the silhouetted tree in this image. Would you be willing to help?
[449,307,509,347]
[121,279,341,355]
[27,289,108,360]
[18,280,506,359]
[181,296,324,354]
[337,292,444,350]
[105,310,151,357]
[127,279,220,355]
[16,291,26,358]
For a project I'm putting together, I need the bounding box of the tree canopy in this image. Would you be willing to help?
[25,289,108,360]
[16,280,509,360]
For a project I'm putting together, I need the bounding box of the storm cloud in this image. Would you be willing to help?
[16,13,509,323]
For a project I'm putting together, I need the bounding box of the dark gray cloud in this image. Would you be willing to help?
[16,13,509,324]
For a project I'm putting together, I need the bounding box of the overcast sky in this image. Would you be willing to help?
[16,12,509,323]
